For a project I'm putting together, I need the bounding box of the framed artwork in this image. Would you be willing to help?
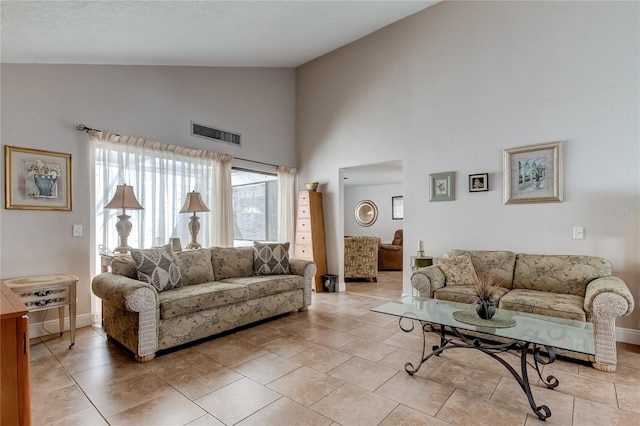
[469,173,489,192]
[430,171,455,202]
[5,145,72,211]
[504,141,563,204]
[392,196,403,220]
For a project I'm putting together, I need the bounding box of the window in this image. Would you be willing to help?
[232,168,277,245]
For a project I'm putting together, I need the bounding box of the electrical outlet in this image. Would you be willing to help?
[572,226,584,240]
[73,224,83,237]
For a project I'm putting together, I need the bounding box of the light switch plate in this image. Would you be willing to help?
[73,224,83,237]
[572,226,584,240]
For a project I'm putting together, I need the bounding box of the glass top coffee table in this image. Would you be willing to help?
[372,296,595,421]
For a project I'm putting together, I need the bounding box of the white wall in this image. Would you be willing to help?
[0,64,296,328]
[344,183,403,239]
[296,1,640,333]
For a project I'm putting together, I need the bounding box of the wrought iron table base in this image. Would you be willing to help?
[399,318,559,421]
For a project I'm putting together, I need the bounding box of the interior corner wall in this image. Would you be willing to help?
[344,183,403,239]
[0,64,296,327]
[295,1,640,333]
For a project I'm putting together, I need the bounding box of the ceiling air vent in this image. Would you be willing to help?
[191,121,241,146]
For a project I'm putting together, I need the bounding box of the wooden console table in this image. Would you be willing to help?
[3,274,78,348]
[1,282,31,426]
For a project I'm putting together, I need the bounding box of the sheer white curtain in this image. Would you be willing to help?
[277,166,297,251]
[205,151,234,247]
[91,131,216,252]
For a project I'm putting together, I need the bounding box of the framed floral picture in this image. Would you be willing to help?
[469,173,489,192]
[5,145,72,210]
[503,141,563,204]
[430,171,455,202]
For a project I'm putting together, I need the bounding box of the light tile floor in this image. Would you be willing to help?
[30,274,640,425]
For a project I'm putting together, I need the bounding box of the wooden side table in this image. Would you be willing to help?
[3,274,78,348]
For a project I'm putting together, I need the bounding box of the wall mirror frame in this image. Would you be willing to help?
[354,200,378,227]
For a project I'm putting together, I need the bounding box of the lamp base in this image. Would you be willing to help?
[185,242,202,250]
[113,244,132,254]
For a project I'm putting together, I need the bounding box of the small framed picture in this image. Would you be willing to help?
[469,173,489,192]
[430,171,455,202]
[392,196,403,220]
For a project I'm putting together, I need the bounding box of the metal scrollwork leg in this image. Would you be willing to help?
[533,345,559,389]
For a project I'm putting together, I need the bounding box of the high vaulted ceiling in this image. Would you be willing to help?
[1,0,437,67]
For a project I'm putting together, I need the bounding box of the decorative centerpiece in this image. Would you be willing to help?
[473,273,502,320]
[305,182,319,191]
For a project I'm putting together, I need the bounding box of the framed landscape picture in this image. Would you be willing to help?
[503,141,563,204]
[5,145,72,210]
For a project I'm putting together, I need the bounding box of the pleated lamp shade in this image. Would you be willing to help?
[180,191,210,213]
[105,184,143,210]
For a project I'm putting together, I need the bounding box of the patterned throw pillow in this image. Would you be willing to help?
[436,254,479,286]
[253,242,291,275]
[130,245,183,292]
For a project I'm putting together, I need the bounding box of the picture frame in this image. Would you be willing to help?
[503,141,563,204]
[5,145,72,211]
[391,195,403,220]
[469,173,489,192]
[430,171,455,202]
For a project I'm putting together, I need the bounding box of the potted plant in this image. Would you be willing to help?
[532,162,545,189]
[473,273,503,320]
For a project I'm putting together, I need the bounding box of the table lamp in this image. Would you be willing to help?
[105,184,144,254]
[180,191,210,249]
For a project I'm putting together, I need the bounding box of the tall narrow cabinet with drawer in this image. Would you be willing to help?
[295,190,328,292]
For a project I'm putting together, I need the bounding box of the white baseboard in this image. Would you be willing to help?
[29,313,94,339]
[616,327,640,345]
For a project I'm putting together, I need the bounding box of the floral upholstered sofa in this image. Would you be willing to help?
[92,245,315,362]
[411,249,634,372]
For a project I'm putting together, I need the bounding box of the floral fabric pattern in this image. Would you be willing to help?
[222,275,303,299]
[513,254,612,296]
[435,285,510,305]
[499,288,586,321]
[175,249,215,286]
[447,249,516,289]
[111,256,137,279]
[158,281,248,319]
[210,246,254,280]
[435,254,479,286]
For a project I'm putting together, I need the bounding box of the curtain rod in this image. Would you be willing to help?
[76,123,281,169]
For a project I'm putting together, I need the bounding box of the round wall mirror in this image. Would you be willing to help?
[354,200,378,227]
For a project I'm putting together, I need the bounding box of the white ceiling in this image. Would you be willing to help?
[1,0,437,67]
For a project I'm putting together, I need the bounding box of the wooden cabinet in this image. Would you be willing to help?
[294,191,328,292]
[1,282,31,426]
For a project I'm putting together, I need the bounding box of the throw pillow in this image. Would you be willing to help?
[130,245,183,292]
[436,254,479,286]
[253,242,291,275]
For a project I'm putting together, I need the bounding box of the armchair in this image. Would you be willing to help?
[344,236,379,282]
[378,229,403,271]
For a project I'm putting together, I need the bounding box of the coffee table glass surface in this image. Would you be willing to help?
[372,295,594,356]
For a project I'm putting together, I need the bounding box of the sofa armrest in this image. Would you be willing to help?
[411,265,445,298]
[289,259,316,308]
[92,273,159,312]
[584,276,634,316]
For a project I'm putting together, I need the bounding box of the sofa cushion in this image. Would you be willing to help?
[499,289,586,321]
[436,254,479,286]
[446,250,516,289]
[131,245,183,292]
[221,275,303,299]
[111,256,137,279]
[210,246,254,280]
[175,249,215,286]
[434,285,510,305]
[158,281,248,319]
[513,254,612,296]
[253,242,291,275]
